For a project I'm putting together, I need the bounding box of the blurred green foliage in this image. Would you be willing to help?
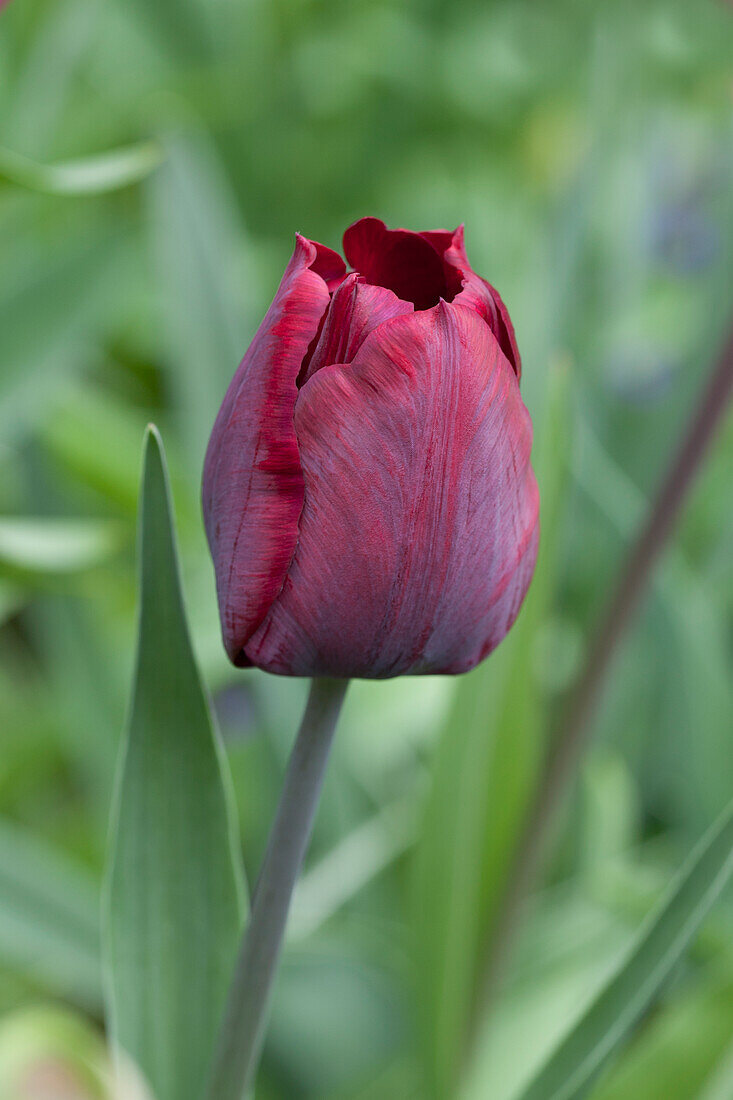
[0,0,731,1097]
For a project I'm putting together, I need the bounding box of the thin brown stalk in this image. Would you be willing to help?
[478,317,733,1016]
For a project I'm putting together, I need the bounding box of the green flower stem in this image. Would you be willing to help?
[207,677,349,1100]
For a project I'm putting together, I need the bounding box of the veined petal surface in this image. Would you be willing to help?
[245,302,538,678]
[202,235,331,664]
[423,224,522,379]
[302,272,413,382]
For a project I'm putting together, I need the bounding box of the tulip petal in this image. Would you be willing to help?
[309,239,348,291]
[245,302,539,678]
[301,272,414,383]
[343,217,450,311]
[343,218,521,378]
[423,225,522,379]
[202,234,331,664]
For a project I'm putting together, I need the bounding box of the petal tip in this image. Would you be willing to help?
[294,230,315,252]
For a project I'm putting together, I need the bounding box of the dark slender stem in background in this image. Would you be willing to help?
[479,318,733,1013]
[207,678,349,1100]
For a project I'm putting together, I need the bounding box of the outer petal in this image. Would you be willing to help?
[202,235,331,665]
[424,225,522,379]
[245,302,539,678]
[301,272,413,383]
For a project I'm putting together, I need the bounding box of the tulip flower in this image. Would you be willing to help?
[203,217,539,678]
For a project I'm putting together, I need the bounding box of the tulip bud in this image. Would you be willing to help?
[203,217,539,678]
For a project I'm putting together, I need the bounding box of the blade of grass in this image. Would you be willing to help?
[515,797,733,1100]
[0,517,122,578]
[482,316,733,1004]
[289,796,416,944]
[589,974,733,1100]
[146,136,249,475]
[0,142,163,195]
[0,236,120,446]
[576,418,733,832]
[0,820,101,1009]
[103,426,245,1100]
[699,1040,733,1100]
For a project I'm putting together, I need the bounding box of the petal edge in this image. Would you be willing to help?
[202,235,331,663]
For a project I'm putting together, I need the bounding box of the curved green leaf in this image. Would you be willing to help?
[103,426,245,1100]
[588,974,733,1100]
[0,517,122,577]
[0,820,101,1009]
[516,798,733,1100]
[146,136,249,474]
[0,141,163,195]
[699,1041,733,1100]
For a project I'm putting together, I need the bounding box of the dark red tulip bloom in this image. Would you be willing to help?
[203,217,539,678]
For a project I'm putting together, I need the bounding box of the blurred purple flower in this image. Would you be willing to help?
[651,200,719,274]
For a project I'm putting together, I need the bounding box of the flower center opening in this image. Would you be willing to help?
[343,219,458,311]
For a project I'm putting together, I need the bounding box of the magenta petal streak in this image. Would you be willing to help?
[245,302,539,678]
[202,235,331,664]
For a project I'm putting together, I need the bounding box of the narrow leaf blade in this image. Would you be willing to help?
[103,426,244,1100]
[146,136,249,474]
[0,141,163,195]
[0,517,121,577]
[0,819,101,1008]
[516,798,733,1100]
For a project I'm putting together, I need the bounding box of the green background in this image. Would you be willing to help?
[0,0,732,1096]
